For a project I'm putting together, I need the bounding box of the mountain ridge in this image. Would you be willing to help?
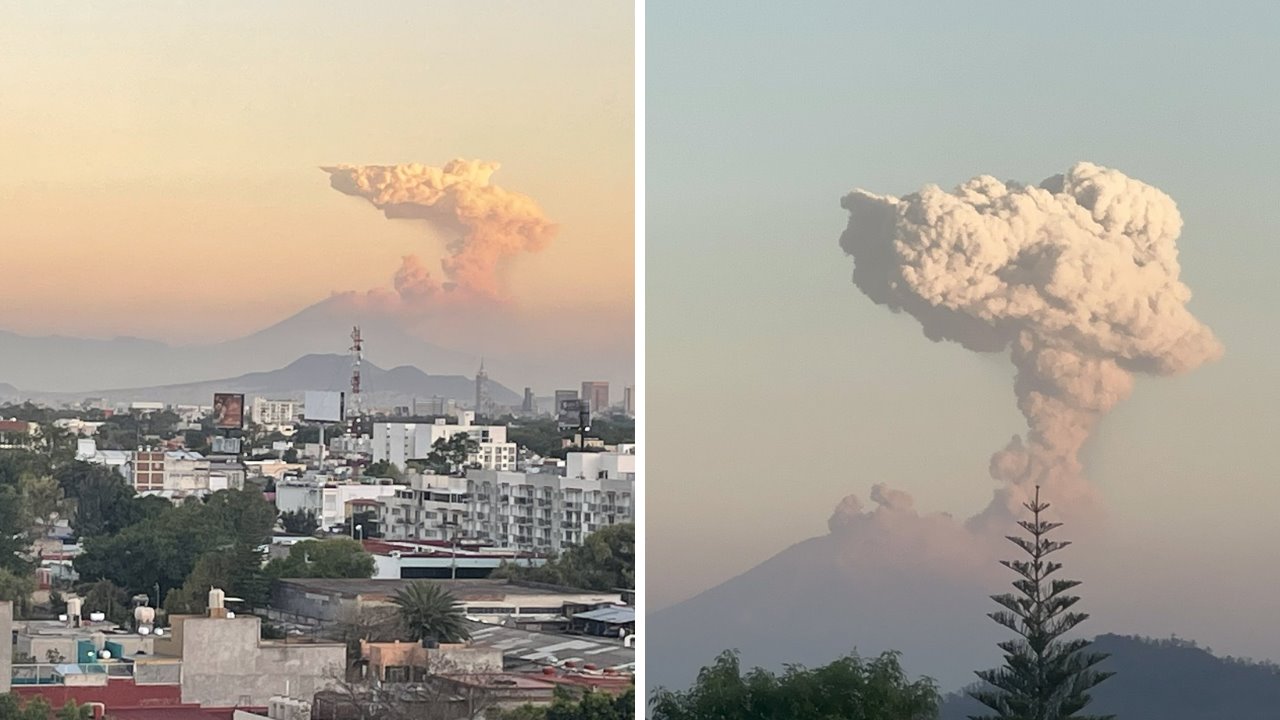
[2,353,520,408]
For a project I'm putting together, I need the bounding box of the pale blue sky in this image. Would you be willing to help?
[647,0,1280,661]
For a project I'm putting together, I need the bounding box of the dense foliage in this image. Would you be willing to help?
[279,508,320,535]
[506,417,635,457]
[74,488,276,607]
[649,650,939,720]
[493,524,634,591]
[263,539,375,580]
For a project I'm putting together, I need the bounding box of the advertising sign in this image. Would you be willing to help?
[557,398,585,430]
[212,393,245,430]
[304,391,346,423]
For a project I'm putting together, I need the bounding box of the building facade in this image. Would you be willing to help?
[580,382,610,414]
[465,461,635,552]
[130,450,212,498]
[373,415,516,472]
[275,478,406,530]
[377,473,469,542]
[251,397,298,426]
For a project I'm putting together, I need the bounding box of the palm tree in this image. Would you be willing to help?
[391,581,471,644]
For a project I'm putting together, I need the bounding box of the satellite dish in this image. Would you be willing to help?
[226,611,236,619]
[99,650,111,660]
[154,629,165,636]
[58,614,68,622]
[138,627,151,636]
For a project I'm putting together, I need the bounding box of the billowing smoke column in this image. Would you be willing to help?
[838,162,1221,527]
[323,160,558,298]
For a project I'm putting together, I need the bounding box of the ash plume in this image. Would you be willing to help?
[323,160,558,298]
[839,162,1221,526]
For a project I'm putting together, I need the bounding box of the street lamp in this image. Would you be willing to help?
[443,521,460,581]
[354,524,363,541]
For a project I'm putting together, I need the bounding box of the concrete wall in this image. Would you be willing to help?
[177,616,344,707]
[0,602,11,693]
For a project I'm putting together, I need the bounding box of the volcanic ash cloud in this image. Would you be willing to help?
[323,160,558,299]
[838,162,1222,527]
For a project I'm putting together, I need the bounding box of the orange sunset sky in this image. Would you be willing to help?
[0,2,633,346]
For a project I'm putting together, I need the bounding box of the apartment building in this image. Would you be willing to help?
[129,450,212,499]
[251,397,298,426]
[373,413,517,472]
[377,472,469,542]
[275,477,406,530]
[465,457,635,552]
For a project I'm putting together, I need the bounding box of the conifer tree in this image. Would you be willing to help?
[970,486,1114,720]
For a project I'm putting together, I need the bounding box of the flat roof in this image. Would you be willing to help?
[466,621,634,670]
[276,578,621,602]
[573,606,634,624]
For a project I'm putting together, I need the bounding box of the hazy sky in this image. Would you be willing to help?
[0,1,632,345]
[648,0,1280,662]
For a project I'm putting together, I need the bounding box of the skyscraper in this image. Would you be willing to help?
[475,359,489,414]
[582,381,610,414]
[522,387,536,413]
[623,385,634,416]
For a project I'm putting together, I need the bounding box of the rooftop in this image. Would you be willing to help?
[466,621,634,670]
[276,578,620,603]
[573,606,634,624]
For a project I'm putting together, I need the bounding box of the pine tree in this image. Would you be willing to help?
[969,486,1114,720]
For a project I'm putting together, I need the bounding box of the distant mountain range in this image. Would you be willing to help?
[2,354,520,408]
[940,634,1280,720]
[0,289,633,395]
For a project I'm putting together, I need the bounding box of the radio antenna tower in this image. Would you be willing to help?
[349,326,363,429]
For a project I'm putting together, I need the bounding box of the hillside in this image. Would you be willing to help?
[12,354,520,408]
[940,634,1280,719]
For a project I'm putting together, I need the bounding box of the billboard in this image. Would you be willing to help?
[304,391,346,423]
[557,398,586,430]
[211,436,242,455]
[212,393,244,430]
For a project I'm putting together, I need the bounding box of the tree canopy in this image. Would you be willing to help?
[649,650,939,720]
[264,538,375,580]
[493,524,634,591]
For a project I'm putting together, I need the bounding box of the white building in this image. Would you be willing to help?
[362,539,547,580]
[373,413,516,472]
[53,418,105,436]
[377,472,469,542]
[128,450,220,500]
[465,453,635,553]
[275,478,406,530]
[74,439,131,477]
[251,398,298,427]
[565,446,636,482]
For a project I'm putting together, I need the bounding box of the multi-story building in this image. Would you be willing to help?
[464,451,635,552]
[372,414,516,472]
[275,477,406,530]
[580,382,610,414]
[129,450,212,499]
[622,385,634,417]
[251,397,298,426]
[75,439,131,478]
[553,390,578,414]
[0,420,38,449]
[377,472,469,542]
[413,396,458,417]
